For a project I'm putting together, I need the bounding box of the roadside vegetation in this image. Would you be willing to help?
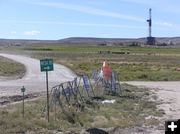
[0,84,164,134]
[0,56,25,78]
[5,44,179,81]
[21,44,180,54]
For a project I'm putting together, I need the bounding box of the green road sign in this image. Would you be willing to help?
[21,86,26,92]
[40,59,54,122]
[40,59,54,72]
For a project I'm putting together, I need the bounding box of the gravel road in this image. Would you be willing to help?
[0,53,76,97]
[125,81,180,133]
[126,81,180,134]
[126,81,180,119]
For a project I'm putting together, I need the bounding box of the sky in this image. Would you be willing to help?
[0,0,180,40]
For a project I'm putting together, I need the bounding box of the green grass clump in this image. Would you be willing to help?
[57,59,180,81]
[0,56,25,77]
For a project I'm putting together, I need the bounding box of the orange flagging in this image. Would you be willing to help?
[102,61,112,80]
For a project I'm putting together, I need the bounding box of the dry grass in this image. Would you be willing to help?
[0,84,164,133]
[0,56,25,78]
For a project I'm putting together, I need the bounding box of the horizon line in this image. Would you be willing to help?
[0,36,180,41]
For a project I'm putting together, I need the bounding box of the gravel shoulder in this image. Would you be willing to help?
[126,81,180,119]
[125,81,180,133]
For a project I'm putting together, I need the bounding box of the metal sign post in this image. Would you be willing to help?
[21,86,26,118]
[46,70,49,122]
[40,59,54,122]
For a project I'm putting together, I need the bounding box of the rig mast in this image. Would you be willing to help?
[146,8,155,45]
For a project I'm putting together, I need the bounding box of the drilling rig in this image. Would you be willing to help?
[146,8,155,45]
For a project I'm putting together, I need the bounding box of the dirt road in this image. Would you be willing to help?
[125,81,180,133]
[0,53,76,97]
[127,81,180,119]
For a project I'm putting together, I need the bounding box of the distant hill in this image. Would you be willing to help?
[58,37,180,45]
[1,37,180,46]
[0,39,58,46]
[57,37,142,44]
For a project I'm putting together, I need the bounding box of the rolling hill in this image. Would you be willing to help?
[0,37,180,46]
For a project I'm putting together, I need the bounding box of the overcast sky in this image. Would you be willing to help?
[0,0,180,39]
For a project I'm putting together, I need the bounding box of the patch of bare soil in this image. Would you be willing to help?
[0,92,45,106]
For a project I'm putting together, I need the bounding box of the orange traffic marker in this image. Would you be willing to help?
[102,61,112,80]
